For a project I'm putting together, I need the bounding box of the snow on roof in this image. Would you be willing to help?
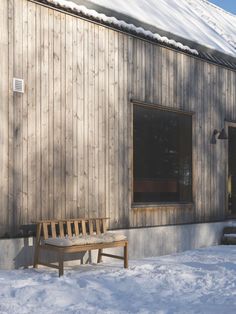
[47,0,199,55]
[83,0,236,58]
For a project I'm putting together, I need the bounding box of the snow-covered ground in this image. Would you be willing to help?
[0,246,236,314]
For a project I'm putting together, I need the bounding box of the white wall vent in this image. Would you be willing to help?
[13,78,24,93]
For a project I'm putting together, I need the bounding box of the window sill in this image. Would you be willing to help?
[132,202,194,210]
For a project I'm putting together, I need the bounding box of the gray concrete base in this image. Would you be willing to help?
[1,220,236,270]
[121,220,236,259]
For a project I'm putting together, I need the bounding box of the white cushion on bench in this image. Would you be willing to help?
[45,237,73,247]
[44,232,127,247]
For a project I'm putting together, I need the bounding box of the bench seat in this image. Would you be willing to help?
[44,232,127,247]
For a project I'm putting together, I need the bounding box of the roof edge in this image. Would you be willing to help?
[71,0,236,64]
[39,0,199,55]
[31,0,236,71]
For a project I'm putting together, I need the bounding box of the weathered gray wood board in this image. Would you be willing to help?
[0,0,9,236]
[0,0,236,236]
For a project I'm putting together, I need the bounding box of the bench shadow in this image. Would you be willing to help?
[13,238,92,269]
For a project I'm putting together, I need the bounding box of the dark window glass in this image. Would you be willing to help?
[133,105,192,203]
[228,127,236,214]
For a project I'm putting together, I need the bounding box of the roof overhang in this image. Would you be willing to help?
[32,0,236,70]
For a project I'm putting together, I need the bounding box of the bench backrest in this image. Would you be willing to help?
[223,226,236,234]
[36,218,109,240]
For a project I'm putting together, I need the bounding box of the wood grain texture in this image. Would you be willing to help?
[0,0,9,235]
[7,0,14,235]
[1,0,236,236]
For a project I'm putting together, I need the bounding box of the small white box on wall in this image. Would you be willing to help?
[13,78,24,93]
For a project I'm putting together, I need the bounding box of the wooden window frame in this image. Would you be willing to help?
[225,121,236,218]
[130,100,196,210]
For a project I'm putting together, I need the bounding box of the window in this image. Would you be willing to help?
[133,104,192,203]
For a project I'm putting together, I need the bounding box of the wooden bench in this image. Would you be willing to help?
[33,218,128,276]
[222,226,236,245]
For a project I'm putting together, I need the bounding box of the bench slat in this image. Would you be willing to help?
[67,221,72,237]
[59,221,65,238]
[96,219,101,235]
[43,223,49,240]
[89,220,94,235]
[82,220,86,235]
[102,218,107,233]
[74,220,79,236]
[51,222,57,238]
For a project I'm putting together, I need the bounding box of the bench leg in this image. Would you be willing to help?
[59,252,64,277]
[33,246,39,269]
[97,249,102,263]
[34,223,42,269]
[124,242,128,269]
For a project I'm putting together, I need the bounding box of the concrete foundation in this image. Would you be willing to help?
[0,220,236,270]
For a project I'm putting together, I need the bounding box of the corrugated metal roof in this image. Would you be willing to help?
[36,0,236,71]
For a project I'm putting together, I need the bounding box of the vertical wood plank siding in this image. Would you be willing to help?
[0,0,236,236]
[0,0,9,235]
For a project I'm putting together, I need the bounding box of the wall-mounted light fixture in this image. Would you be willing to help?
[211,128,228,144]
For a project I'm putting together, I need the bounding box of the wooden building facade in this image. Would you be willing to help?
[0,0,236,237]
